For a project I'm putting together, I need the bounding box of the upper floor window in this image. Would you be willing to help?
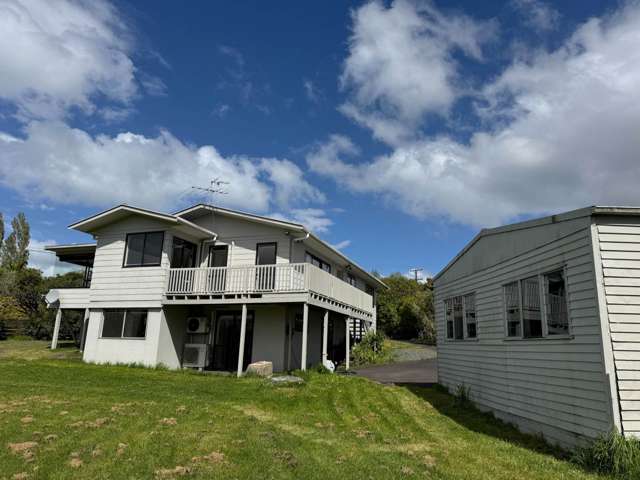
[445,292,476,340]
[504,267,569,339]
[124,232,164,267]
[347,273,357,287]
[101,309,148,339]
[305,251,331,273]
[171,237,197,268]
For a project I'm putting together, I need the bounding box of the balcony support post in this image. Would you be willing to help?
[237,303,248,378]
[301,302,309,371]
[345,317,350,371]
[51,308,62,350]
[322,310,329,366]
[79,308,89,352]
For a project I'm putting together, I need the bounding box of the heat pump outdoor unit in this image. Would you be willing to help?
[182,343,208,369]
[186,316,209,334]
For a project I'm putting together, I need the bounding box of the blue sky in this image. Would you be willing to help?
[0,0,638,278]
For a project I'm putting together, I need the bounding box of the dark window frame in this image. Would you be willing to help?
[100,309,148,339]
[122,231,165,268]
[170,236,197,268]
[255,242,278,265]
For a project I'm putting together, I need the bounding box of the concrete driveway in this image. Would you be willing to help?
[353,358,437,386]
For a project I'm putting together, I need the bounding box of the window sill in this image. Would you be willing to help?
[445,338,479,343]
[99,337,147,340]
[503,335,574,342]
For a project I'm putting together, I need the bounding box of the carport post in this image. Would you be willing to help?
[237,304,247,378]
[322,310,329,365]
[51,308,62,350]
[301,302,309,371]
[345,317,350,371]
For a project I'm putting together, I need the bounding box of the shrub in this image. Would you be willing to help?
[453,384,471,407]
[350,331,392,366]
[573,430,640,478]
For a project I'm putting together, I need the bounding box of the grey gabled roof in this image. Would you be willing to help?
[68,204,217,240]
[433,206,640,281]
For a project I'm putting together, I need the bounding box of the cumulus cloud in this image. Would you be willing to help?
[0,0,137,120]
[313,2,640,227]
[340,0,496,146]
[0,121,323,214]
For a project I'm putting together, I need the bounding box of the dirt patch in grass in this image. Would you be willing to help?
[155,465,191,478]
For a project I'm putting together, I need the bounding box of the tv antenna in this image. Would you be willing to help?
[409,267,423,282]
[192,178,229,203]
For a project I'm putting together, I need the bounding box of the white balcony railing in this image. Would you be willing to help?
[166,263,373,314]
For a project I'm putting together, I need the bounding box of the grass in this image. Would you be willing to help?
[0,340,612,480]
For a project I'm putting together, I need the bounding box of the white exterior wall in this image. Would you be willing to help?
[250,305,287,372]
[83,308,163,366]
[90,217,172,308]
[190,214,290,267]
[594,216,640,438]
[435,218,613,448]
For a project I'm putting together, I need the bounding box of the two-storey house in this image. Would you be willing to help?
[44,204,385,376]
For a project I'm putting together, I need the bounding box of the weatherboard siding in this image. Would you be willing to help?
[596,218,640,438]
[435,224,611,447]
[89,217,173,308]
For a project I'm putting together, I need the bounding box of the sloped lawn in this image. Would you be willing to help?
[0,340,610,479]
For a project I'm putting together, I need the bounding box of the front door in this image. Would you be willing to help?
[208,245,229,292]
[255,242,277,290]
[211,311,254,371]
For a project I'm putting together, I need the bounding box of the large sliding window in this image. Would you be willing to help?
[504,267,569,339]
[101,309,148,339]
[445,292,477,341]
[124,232,164,267]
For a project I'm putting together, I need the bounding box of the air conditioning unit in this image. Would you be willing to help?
[186,316,209,334]
[182,343,208,368]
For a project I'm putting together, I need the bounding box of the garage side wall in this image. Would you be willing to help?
[434,219,612,448]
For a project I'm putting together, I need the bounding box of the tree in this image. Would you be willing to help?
[2,213,30,270]
[376,274,435,342]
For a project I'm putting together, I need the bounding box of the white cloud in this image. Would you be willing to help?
[140,74,168,97]
[303,79,321,103]
[340,0,496,146]
[0,121,323,214]
[0,0,137,120]
[270,208,333,234]
[314,2,640,227]
[331,240,351,250]
[511,0,561,32]
[28,238,81,277]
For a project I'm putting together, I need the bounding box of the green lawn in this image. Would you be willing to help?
[0,340,609,479]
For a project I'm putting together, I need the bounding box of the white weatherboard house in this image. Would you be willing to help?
[434,207,640,448]
[44,204,385,376]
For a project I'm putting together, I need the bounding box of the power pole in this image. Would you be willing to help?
[192,178,229,203]
[409,267,423,282]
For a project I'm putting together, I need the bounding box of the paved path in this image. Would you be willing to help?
[353,358,437,386]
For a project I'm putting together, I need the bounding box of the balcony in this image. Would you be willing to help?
[165,263,374,319]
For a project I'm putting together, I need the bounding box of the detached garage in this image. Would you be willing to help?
[434,206,640,448]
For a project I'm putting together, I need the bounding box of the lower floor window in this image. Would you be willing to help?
[101,309,148,339]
